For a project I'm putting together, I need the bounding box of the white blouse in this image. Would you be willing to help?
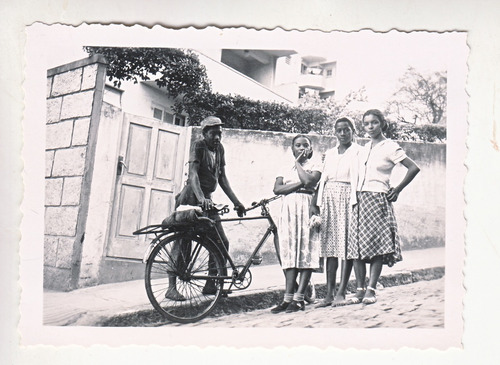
[316,143,360,206]
[355,139,407,193]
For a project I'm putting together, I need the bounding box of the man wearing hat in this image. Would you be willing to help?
[166,116,246,300]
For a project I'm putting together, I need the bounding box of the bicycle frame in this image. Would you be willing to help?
[199,197,280,284]
[135,196,281,284]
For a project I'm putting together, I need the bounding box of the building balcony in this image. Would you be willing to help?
[298,73,324,90]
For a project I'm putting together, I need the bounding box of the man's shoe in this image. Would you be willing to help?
[285,300,305,313]
[271,301,291,314]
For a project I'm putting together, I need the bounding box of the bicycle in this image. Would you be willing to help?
[133,196,315,324]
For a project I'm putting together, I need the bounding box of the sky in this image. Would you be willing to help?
[297,30,450,107]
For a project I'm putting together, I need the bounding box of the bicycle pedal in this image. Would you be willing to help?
[251,256,263,265]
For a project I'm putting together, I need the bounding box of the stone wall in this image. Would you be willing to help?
[45,55,107,290]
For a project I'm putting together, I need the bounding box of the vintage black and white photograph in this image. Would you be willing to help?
[20,24,467,349]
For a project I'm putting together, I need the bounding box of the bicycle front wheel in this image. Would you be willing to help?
[145,233,225,323]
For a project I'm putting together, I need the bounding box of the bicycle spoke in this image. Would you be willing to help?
[145,234,225,323]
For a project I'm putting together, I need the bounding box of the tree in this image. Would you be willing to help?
[298,88,368,135]
[386,67,447,125]
[84,46,212,114]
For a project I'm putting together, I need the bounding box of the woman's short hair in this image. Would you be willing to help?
[362,109,388,132]
[291,134,313,158]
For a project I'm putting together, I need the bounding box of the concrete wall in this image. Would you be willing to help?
[203,129,445,265]
[45,55,108,290]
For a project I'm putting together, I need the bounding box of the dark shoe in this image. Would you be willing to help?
[202,280,217,295]
[285,300,305,313]
[271,301,291,313]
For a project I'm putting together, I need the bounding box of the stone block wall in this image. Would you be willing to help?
[45,56,107,290]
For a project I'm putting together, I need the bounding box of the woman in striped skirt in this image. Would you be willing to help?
[347,109,420,304]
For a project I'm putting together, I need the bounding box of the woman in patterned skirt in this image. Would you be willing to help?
[347,109,420,305]
[270,135,322,313]
[312,118,360,307]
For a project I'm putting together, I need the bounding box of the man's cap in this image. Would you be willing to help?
[201,116,224,131]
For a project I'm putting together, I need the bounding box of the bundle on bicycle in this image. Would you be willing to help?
[133,196,281,324]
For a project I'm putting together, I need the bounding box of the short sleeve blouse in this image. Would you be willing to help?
[356,139,407,193]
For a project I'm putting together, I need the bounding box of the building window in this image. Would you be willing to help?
[153,107,163,120]
[152,103,185,126]
[326,69,333,77]
[174,115,186,126]
[285,56,291,65]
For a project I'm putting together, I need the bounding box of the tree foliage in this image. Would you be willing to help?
[182,91,330,133]
[299,88,368,135]
[386,67,447,125]
[84,46,211,112]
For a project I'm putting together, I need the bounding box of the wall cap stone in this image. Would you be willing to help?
[47,55,108,77]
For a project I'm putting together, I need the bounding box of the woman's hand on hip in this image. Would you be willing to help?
[387,187,400,202]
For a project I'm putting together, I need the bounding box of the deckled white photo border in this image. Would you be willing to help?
[20,24,467,350]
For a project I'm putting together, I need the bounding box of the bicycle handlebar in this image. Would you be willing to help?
[206,196,280,216]
[245,195,280,212]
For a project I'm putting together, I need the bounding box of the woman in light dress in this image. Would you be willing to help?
[270,135,322,313]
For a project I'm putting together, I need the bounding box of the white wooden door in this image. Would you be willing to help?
[107,113,188,259]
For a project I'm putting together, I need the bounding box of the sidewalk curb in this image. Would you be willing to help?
[98,266,444,327]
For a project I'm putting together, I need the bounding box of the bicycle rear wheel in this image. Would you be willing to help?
[145,233,225,323]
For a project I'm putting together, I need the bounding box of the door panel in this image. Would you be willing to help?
[126,123,151,176]
[154,129,179,181]
[107,113,188,259]
[148,189,173,226]
[116,184,144,238]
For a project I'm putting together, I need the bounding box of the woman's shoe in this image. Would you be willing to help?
[304,281,316,304]
[331,295,348,307]
[315,299,333,308]
[345,288,366,305]
[271,301,291,314]
[285,300,306,313]
[362,286,377,305]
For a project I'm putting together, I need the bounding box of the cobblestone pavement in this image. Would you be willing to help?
[167,277,444,328]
